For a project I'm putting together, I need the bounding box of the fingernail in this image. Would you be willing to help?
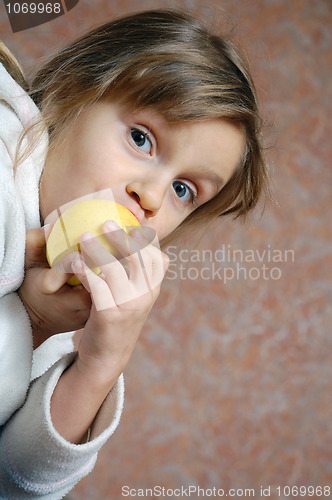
[72,257,84,273]
[81,232,95,243]
[131,227,144,240]
[104,220,119,232]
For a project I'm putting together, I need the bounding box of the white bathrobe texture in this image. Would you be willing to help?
[0,64,124,498]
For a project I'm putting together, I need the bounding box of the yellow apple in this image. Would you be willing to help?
[46,199,140,286]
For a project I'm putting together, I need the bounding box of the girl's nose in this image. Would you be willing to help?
[126,179,168,217]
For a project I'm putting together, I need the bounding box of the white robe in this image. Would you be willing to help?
[0,63,124,499]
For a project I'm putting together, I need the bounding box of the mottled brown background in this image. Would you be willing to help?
[1,0,331,499]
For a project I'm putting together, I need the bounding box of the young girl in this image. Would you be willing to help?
[0,9,267,498]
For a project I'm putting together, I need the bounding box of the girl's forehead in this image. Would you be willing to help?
[118,102,245,138]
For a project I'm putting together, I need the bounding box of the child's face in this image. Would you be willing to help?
[39,102,245,241]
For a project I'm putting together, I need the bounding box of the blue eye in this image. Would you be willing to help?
[131,128,152,154]
[172,181,195,204]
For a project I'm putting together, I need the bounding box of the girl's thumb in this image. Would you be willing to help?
[39,252,80,294]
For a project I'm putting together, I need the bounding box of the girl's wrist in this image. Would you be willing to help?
[73,353,122,394]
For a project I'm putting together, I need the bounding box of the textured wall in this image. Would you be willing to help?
[1,1,331,499]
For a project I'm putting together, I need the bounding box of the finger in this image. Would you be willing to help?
[107,249,151,306]
[102,229,166,306]
[103,221,148,258]
[123,229,153,289]
[102,222,155,286]
[42,223,53,241]
[131,225,160,248]
[40,251,81,294]
[79,232,132,304]
[72,255,116,311]
[25,227,47,267]
[141,246,169,291]
[44,208,60,227]
[129,229,169,291]
[79,232,125,275]
[26,227,46,248]
[100,226,154,303]
[103,222,167,299]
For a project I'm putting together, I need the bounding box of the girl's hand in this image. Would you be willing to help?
[74,222,169,377]
[50,222,169,444]
[24,226,50,270]
[19,228,92,348]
